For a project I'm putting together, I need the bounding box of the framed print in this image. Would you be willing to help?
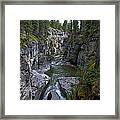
[0,0,119,119]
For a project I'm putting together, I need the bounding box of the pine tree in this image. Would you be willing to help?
[67,20,73,34]
[73,20,79,35]
[62,20,67,31]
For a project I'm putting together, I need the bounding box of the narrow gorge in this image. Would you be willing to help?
[20,20,100,100]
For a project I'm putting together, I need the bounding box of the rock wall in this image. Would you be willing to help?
[20,27,68,100]
[63,20,100,70]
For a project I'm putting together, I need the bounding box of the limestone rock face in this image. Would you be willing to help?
[20,27,68,100]
[63,38,99,70]
[20,56,30,100]
[77,41,97,69]
[63,20,100,70]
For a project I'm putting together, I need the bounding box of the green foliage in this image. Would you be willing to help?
[67,20,73,33]
[73,20,79,34]
[49,20,62,29]
[68,63,100,100]
[67,22,72,33]
[80,20,100,42]
[62,20,68,31]
[20,20,100,48]
[20,20,63,48]
[20,30,40,48]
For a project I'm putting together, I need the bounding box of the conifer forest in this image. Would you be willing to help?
[20,20,100,100]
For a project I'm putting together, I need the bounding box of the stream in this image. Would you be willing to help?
[31,59,80,100]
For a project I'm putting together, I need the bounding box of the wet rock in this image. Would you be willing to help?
[58,77,80,93]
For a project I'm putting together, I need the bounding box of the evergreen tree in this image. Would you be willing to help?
[44,20,49,37]
[55,20,60,29]
[38,20,44,36]
[62,20,67,31]
[73,20,79,34]
[32,20,39,34]
[67,20,73,34]
[70,20,73,33]
[50,20,55,28]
